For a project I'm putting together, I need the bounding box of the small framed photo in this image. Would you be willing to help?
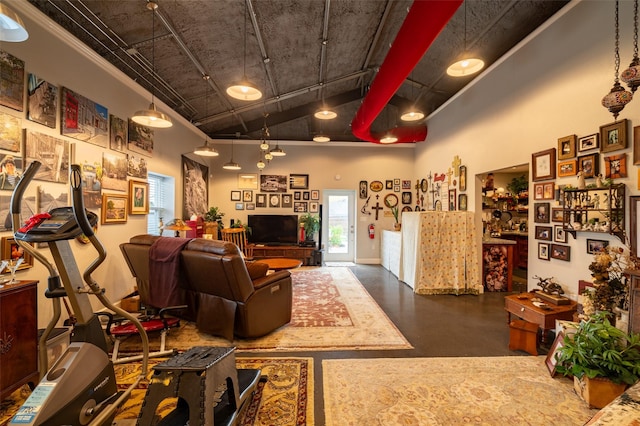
[557,134,577,160]
[289,174,309,190]
[311,190,319,200]
[533,183,554,200]
[534,202,550,223]
[237,173,258,189]
[294,191,301,200]
[587,238,609,254]
[600,119,628,153]
[458,193,468,211]
[538,242,550,261]
[402,180,411,190]
[282,193,293,208]
[129,180,149,214]
[532,148,556,181]
[1,236,34,272]
[101,193,128,224]
[309,201,319,213]
[578,153,599,178]
[402,192,412,204]
[294,201,307,213]
[394,185,400,192]
[551,244,571,261]
[459,165,467,191]
[554,225,567,243]
[243,190,253,202]
[235,202,244,210]
[394,178,400,185]
[268,194,280,208]
[535,226,552,241]
[246,203,255,210]
[578,133,599,152]
[256,193,266,208]
[385,180,393,190]
[231,190,241,201]
[604,154,627,179]
[303,191,310,200]
[557,159,577,177]
[551,208,564,223]
[545,331,566,377]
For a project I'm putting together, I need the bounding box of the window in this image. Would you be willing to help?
[147,172,174,235]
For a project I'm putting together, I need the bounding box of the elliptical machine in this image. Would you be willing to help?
[9,162,150,426]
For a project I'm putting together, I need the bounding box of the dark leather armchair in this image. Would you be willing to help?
[120,235,293,340]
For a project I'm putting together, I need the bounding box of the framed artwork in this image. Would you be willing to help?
[109,114,127,152]
[604,154,627,179]
[634,126,640,165]
[0,237,33,272]
[102,152,128,192]
[600,119,627,153]
[311,190,319,200]
[243,190,253,202]
[25,130,70,184]
[551,244,571,261]
[534,202,550,223]
[394,185,400,192]
[261,174,287,192]
[402,192,412,204]
[587,238,609,254]
[385,180,393,190]
[459,165,467,191]
[394,178,400,185]
[309,201,319,213]
[532,148,556,181]
[294,201,307,213]
[27,75,58,128]
[631,196,640,255]
[0,113,21,152]
[282,194,293,208]
[0,51,25,111]
[256,193,266,208]
[578,133,599,152]
[533,183,554,200]
[458,193,468,211]
[101,193,127,224]
[538,243,550,261]
[557,159,577,177]
[127,119,154,157]
[182,156,208,219]
[268,194,281,207]
[231,190,241,201]
[554,225,567,243]
[535,226,552,241]
[294,191,301,200]
[127,155,148,179]
[246,203,255,210]
[289,174,309,190]
[551,208,564,223]
[448,189,456,211]
[578,153,599,178]
[61,87,108,147]
[129,180,149,214]
[359,180,368,199]
[402,180,411,190]
[545,331,565,377]
[303,191,310,200]
[238,173,258,189]
[557,134,576,160]
[235,202,244,210]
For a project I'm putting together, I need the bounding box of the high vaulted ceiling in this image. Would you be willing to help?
[28,0,569,143]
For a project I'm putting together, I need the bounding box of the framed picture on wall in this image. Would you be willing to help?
[101,193,127,224]
[578,133,599,152]
[534,202,550,223]
[538,243,550,261]
[532,148,556,181]
[554,225,567,243]
[256,193,266,208]
[1,236,34,271]
[558,159,577,177]
[535,226,552,241]
[551,244,571,261]
[600,119,628,153]
[578,153,599,178]
[129,180,149,214]
[604,154,627,179]
[182,155,208,219]
[557,134,576,160]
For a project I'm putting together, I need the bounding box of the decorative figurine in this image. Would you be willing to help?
[577,171,586,189]
[534,276,564,295]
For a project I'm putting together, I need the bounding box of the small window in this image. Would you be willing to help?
[147,172,174,235]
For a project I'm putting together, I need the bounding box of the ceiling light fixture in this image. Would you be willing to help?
[270,142,286,157]
[0,3,28,42]
[401,73,424,122]
[446,1,485,77]
[223,139,241,170]
[313,134,330,143]
[194,75,219,157]
[622,0,640,92]
[264,152,273,161]
[260,112,270,150]
[132,1,173,128]
[314,107,337,120]
[602,0,633,119]
[226,0,262,101]
[380,134,398,144]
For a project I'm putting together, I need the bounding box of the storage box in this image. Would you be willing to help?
[38,327,70,371]
[508,319,539,355]
[121,294,140,313]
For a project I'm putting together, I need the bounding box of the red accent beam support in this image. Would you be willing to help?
[351,0,462,144]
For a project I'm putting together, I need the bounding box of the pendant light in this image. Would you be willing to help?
[226,0,262,101]
[270,142,286,157]
[0,3,28,42]
[132,1,173,128]
[223,139,241,170]
[400,75,424,122]
[194,75,219,157]
[313,134,330,143]
[379,107,398,144]
[256,151,266,170]
[446,1,484,77]
[621,0,640,92]
[602,0,633,120]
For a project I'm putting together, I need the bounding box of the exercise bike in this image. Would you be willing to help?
[9,162,150,426]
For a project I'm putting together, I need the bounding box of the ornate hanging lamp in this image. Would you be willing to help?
[621,0,640,92]
[602,1,633,120]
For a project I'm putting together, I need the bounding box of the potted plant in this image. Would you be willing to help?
[555,311,640,408]
[204,207,225,238]
[506,174,528,201]
[299,213,319,242]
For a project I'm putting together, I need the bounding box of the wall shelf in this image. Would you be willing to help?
[561,184,625,242]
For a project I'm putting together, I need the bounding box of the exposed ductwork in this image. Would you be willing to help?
[351,0,462,144]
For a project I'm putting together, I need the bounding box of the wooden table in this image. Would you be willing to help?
[504,292,577,343]
[256,258,303,271]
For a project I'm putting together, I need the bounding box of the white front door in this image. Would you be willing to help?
[322,190,355,262]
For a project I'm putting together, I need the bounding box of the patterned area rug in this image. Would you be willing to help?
[119,267,411,352]
[323,356,599,425]
[0,357,312,426]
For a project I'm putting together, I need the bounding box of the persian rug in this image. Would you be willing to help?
[323,356,600,426]
[119,267,411,352]
[0,357,312,426]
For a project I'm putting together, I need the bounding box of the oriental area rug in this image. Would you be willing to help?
[120,267,411,352]
[323,356,599,426]
[0,357,312,426]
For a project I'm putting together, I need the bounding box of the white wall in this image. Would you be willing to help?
[420,0,639,299]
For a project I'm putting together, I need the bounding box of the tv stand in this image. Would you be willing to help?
[252,244,317,265]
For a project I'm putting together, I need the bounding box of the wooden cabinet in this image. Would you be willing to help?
[562,184,625,241]
[0,280,39,401]
[501,233,528,269]
[252,245,316,265]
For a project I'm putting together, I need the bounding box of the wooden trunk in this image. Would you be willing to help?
[573,375,627,409]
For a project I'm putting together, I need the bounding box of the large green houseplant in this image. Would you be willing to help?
[299,213,319,241]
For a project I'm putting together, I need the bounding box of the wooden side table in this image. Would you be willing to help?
[504,292,577,343]
[256,258,302,271]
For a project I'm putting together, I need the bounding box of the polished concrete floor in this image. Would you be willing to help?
[240,264,539,424]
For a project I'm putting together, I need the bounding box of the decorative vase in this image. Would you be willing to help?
[393,223,401,231]
[573,376,627,409]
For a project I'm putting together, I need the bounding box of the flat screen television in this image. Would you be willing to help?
[247,214,299,245]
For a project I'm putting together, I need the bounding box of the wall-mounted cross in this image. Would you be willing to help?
[452,155,461,177]
[371,202,383,220]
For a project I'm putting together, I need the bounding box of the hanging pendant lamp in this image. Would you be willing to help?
[132,1,173,128]
[446,1,484,77]
[314,106,337,120]
[227,0,262,101]
[313,134,330,143]
[380,133,398,144]
[194,75,219,157]
[401,76,424,122]
[270,142,286,157]
[622,0,640,92]
[223,140,241,170]
[602,1,633,119]
[0,3,28,42]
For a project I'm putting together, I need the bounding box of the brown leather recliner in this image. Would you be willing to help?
[120,234,292,340]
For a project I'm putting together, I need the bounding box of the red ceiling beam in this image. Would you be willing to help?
[351,0,462,144]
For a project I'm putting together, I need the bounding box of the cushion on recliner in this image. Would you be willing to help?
[245,261,269,280]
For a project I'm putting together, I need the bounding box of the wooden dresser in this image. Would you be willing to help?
[0,280,39,400]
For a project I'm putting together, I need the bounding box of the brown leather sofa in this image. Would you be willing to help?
[120,234,292,340]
